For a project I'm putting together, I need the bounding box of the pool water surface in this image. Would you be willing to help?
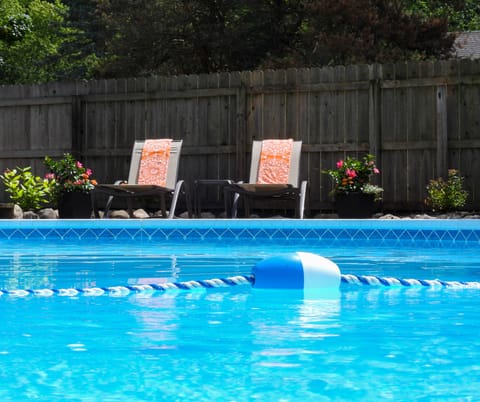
[0,219,479,401]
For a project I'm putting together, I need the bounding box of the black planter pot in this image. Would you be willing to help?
[58,191,92,219]
[0,203,14,219]
[334,192,377,218]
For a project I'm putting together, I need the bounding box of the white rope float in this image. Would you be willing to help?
[1,273,480,298]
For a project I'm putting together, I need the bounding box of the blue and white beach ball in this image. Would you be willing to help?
[252,252,340,290]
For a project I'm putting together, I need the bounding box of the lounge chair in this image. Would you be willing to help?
[224,139,307,218]
[92,139,191,218]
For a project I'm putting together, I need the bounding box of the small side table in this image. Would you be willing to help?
[194,179,233,217]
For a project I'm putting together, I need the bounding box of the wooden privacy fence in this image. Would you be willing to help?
[1,59,480,212]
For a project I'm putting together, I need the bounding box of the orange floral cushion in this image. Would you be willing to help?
[257,139,293,184]
[137,139,172,187]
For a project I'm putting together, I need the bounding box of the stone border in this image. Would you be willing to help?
[7,203,480,220]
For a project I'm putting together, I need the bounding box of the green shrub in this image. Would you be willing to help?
[0,166,56,210]
[425,169,468,212]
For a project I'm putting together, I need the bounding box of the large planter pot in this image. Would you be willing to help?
[58,191,92,219]
[0,203,14,219]
[334,192,378,218]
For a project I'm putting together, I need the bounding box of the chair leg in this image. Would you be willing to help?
[167,180,184,219]
[159,194,167,218]
[126,198,134,218]
[231,192,241,218]
[298,181,308,219]
[103,195,115,219]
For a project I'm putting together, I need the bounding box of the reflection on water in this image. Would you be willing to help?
[126,287,342,370]
[0,253,58,290]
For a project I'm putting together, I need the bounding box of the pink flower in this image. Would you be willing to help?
[346,168,357,178]
[336,160,344,169]
[86,168,92,176]
[76,161,83,169]
[44,173,55,180]
[373,168,380,174]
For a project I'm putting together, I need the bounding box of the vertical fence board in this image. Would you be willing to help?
[248,70,264,144]
[220,71,235,181]
[263,69,286,138]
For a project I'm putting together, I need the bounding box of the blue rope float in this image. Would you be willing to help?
[0,273,479,298]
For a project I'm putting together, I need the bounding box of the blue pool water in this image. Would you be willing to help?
[0,219,480,400]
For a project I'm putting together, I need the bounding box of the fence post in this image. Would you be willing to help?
[71,95,84,159]
[235,85,247,181]
[436,85,448,177]
[369,65,382,166]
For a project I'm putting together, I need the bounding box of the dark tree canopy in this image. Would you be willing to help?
[95,0,305,76]
[298,0,455,66]
[94,0,456,78]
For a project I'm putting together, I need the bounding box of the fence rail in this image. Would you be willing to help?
[1,59,480,213]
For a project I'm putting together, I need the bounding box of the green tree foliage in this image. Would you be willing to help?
[403,0,480,31]
[0,0,97,84]
[61,0,103,76]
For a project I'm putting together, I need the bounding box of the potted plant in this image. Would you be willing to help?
[0,166,56,216]
[324,154,383,218]
[425,169,468,213]
[44,153,97,218]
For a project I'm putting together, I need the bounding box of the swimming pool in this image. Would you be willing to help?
[0,219,479,400]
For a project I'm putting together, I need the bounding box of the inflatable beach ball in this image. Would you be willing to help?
[252,252,341,290]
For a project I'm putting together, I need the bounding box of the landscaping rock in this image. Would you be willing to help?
[413,214,436,219]
[38,208,58,219]
[13,204,23,219]
[23,211,39,219]
[133,209,150,219]
[377,213,401,219]
[151,210,168,218]
[109,210,130,219]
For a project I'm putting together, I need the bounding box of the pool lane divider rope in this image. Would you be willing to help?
[1,274,480,298]
[340,274,480,288]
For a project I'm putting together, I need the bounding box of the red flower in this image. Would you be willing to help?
[346,168,357,178]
